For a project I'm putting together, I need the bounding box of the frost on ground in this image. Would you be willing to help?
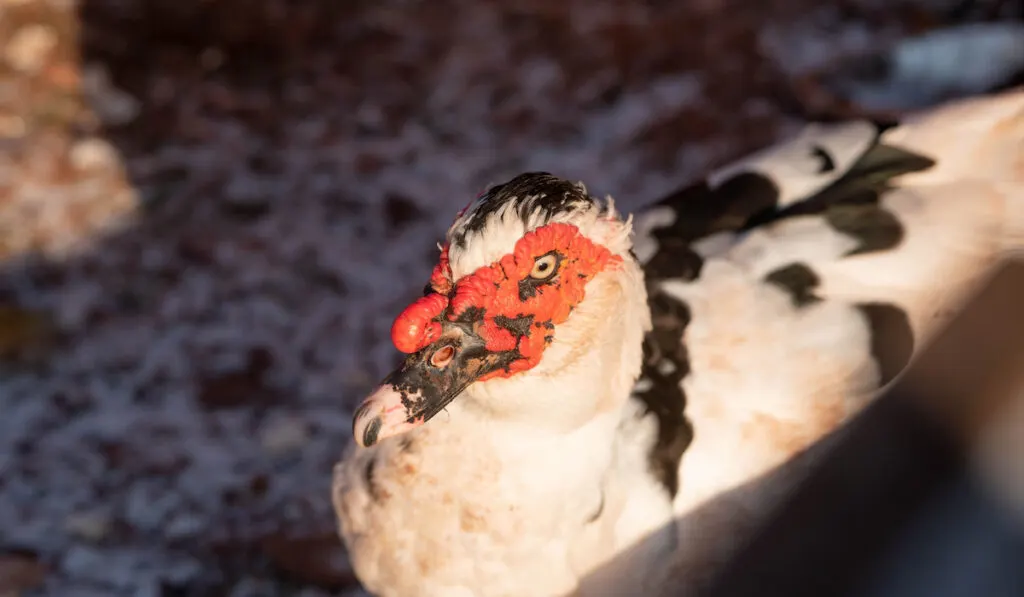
[0,0,1020,596]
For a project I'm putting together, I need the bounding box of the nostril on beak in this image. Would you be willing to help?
[430,345,456,368]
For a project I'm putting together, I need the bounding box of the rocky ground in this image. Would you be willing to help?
[0,1,1020,596]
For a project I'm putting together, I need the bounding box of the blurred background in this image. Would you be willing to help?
[0,1,1021,596]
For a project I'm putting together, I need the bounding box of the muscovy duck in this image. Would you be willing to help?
[333,88,1024,597]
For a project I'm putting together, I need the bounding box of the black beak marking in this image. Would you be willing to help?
[353,400,372,422]
[362,416,383,447]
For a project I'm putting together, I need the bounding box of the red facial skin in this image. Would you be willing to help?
[428,245,453,295]
[390,222,620,379]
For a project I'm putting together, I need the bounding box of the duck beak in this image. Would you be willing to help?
[352,322,518,447]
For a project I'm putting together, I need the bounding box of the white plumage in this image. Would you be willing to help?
[333,88,1024,597]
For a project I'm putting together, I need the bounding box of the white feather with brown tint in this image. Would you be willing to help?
[333,182,656,597]
[651,88,1024,593]
[333,89,1024,597]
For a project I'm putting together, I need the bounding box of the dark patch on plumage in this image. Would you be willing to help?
[741,142,935,231]
[812,145,836,173]
[826,204,903,255]
[644,240,705,282]
[762,264,913,384]
[765,263,823,307]
[856,302,914,386]
[651,174,780,245]
[451,172,595,249]
[643,173,780,282]
[633,290,694,497]
[630,133,934,497]
[641,126,934,281]
[834,143,935,191]
[737,142,932,260]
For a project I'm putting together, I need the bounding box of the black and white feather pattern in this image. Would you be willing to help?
[630,117,928,497]
[333,88,1024,597]
[617,87,1024,593]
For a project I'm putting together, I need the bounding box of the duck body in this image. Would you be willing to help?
[334,88,1024,597]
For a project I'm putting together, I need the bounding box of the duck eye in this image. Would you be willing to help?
[430,345,455,368]
[529,253,559,280]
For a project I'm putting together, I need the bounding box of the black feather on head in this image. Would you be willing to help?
[450,172,597,249]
